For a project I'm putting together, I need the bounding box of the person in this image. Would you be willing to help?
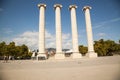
[4,56,8,63]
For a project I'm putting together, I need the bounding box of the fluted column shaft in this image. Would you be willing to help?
[38,4,46,54]
[83,6,94,52]
[69,5,79,53]
[54,4,62,53]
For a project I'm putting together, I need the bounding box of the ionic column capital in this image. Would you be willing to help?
[54,4,62,9]
[38,4,46,9]
[83,6,92,11]
[69,5,77,10]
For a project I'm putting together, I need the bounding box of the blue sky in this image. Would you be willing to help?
[0,0,120,50]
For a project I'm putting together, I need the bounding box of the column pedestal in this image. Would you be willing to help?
[37,53,47,60]
[86,52,97,58]
[55,53,65,59]
[72,52,82,59]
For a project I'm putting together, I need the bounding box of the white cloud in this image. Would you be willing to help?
[62,33,70,40]
[1,27,13,34]
[45,30,56,48]
[93,17,120,29]
[109,18,120,22]
[20,31,38,38]
[62,33,72,49]
[13,30,72,50]
[13,31,39,50]
[97,33,106,37]
[45,30,54,39]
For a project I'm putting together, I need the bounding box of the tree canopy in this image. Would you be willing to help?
[0,41,31,59]
[79,45,88,56]
[94,39,120,56]
[79,39,120,56]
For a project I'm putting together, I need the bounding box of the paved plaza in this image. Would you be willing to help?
[0,56,120,80]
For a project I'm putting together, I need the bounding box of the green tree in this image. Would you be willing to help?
[0,41,6,56]
[7,42,17,56]
[79,45,88,56]
[0,41,30,59]
[20,44,29,59]
[94,39,120,56]
[15,46,22,57]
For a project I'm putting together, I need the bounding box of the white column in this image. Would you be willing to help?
[54,4,65,59]
[83,6,97,58]
[37,4,47,59]
[69,5,82,59]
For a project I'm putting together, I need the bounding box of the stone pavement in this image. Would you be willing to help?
[0,56,120,80]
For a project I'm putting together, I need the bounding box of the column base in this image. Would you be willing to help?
[72,52,82,59]
[37,53,47,60]
[86,52,98,58]
[55,53,65,59]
